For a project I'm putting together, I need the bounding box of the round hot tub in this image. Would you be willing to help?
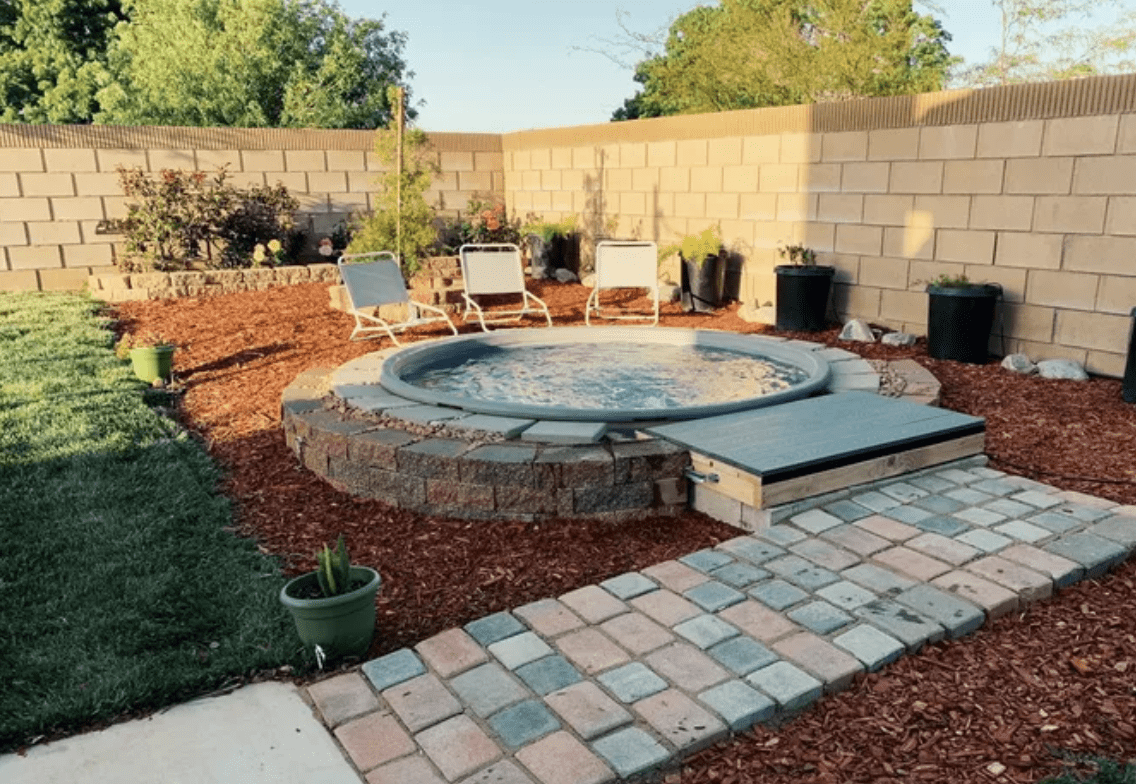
[379,326,830,423]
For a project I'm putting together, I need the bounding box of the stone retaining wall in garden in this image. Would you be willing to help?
[87,263,342,302]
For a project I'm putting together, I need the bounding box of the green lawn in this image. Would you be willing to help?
[0,291,307,752]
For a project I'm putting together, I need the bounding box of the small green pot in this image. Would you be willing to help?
[129,345,175,383]
[279,566,381,659]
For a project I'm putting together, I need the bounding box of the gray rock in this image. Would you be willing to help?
[881,332,916,347]
[1001,353,1037,374]
[839,319,876,343]
[738,302,775,325]
[554,268,578,283]
[1037,359,1089,381]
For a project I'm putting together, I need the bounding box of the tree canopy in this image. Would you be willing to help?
[0,0,413,128]
[954,0,1136,86]
[611,0,954,120]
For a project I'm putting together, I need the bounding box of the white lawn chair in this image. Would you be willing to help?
[337,252,458,344]
[459,243,552,331]
[585,240,660,326]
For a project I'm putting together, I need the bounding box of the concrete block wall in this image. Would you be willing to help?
[0,126,504,293]
[502,74,1136,377]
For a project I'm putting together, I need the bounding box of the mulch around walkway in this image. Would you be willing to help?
[112,279,1136,783]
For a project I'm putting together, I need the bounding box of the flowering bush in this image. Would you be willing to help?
[435,198,525,253]
[252,238,286,267]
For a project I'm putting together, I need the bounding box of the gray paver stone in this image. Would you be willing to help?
[1028,511,1083,534]
[908,474,957,494]
[749,579,810,610]
[488,699,561,749]
[854,599,944,652]
[790,538,861,571]
[679,549,735,573]
[635,688,728,752]
[591,727,670,779]
[971,478,1019,496]
[766,555,840,590]
[708,636,780,676]
[717,535,786,564]
[914,494,966,514]
[840,563,916,597]
[684,581,747,612]
[953,507,1007,527]
[710,561,770,588]
[912,515,969,537]
[489,631,554,670]
[449,662,531,718]
[851,490,903,512]
[1090,515,1136,549]
[832,624,906,671]
[1045,532,1128,578]
[787,601,854,635]
[759,525,809,546]
[815,580,877,610]
[699,680,777,730]
[790,508,845,533]
[1056,502,1114,522]
[745,661,823,712]
[879,481,928,503]
[985,498,1036,518]
[465,612,527,647]
[955,529,1012,553]
[1012,489,1063,509]
[821,524,891,556]
[895,584,985,639]
[544,681,632,740]
[883,504,933,525]
[943,487,994,506]
[823,499,874,522]
[515,655,584,696]
[362,648,426,691]
[673,614,740,649]
[599,572,658,600]
[452,414,536,439]
[772,631,865,692]
[929,571,1020,618]
[596,662,669,703]
[522,420,608,444]
[994,520,1051,543]
[999,544,1084,588]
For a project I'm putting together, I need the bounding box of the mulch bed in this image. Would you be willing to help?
[111,279,1136,783]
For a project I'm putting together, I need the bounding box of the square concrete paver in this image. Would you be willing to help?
[709,561,770,588]
[599,572,657,600]
[366,754,447,784]
[515,731,616,784]
[544,681,633,740]
[449,662,531,718]
[832,624,905,671]
[362,649,427,692]
[707,635,779,676]
[999,544,1084,588]
[745,661,823,712]
[966,555,1053,602]
[717,536,786,564]
[698,680,776,730]
[718,599,800,643]
[673,613,740,649]
[596,662,669,704]
[684,580,747,612]
[854,515,920,542]
[642,560,710,592]
[555,628,630,674]
[894,584,984,639]
[457,760,536,784]
[590,727,669,778]
[772,632,864,692]
[489,632,555,670]
[749,578,810,611]
[872,546,952,582]
[644,642,731,693]
[930,570,1019,618]
[488,700,561,750]
[515,599,586,638]
[854,599,944,652]
[383,673,463,733]
[335,711,417,773]
[629,589,702,627]
[415,628,489,679]
[514,655,583,696]
[307,671,381,728]
[559,585,628,624]
[416,714,503,782]
[465,612,527,647]
[634,688,728,752]
[599,611,676,656]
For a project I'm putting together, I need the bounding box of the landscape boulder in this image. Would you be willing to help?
[838,319,876,343]
[1037,359,1089,381]
[1001,353,1037,374]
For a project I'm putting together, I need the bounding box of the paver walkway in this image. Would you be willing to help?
[304,457,1136,784]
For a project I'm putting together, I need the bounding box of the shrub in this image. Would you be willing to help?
[434,198,526,253]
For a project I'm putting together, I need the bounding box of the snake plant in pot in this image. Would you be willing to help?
[279,535,381,661]
[662,226,726,313]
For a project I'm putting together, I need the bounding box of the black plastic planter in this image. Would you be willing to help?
[680,253,726,313]
[926,283,1002,364]
[1123,306,1136,403]
[774,265,835,332]
[526,233,580,279]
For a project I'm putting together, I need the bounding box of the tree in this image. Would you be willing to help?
[609,0,954,119]
[954,0,1136,86]
[94,0,411,128]
[0,0,125,123]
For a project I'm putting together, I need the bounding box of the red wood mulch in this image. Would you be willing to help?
[112,280,1136,783]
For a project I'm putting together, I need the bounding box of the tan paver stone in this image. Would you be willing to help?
[821,525,891,556]
[717,599,800,643]
[599,611,676,655]
[855,515,920,541]
[335,711,416,772]
[559,585,629,624]
[366,754,447,784]
[544,681,633,740]
[416,714,503,782]
[307,671,381,727]
[872,546,952,581]
[930,570,1020,618]
[905,533,981,566]
[382,673,463,733]
[458,760,538,784]
[515,599,586,638]
[515,730,616,784]
[634,688,728,752]
[965,556,1053,602]
[555,628,630,674]
[629,589,702,627]
[644,642,730,692]
[642,560,710,592]
[415,628,489,678]
[999,544,1083,585]
[771,632,864,693]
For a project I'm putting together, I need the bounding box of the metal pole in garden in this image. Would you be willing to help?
[395,86,404,267]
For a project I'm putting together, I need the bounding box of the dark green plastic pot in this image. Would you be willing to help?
[926,283,1001,364]
[774,265,835,331]
[129,345,175,383]
[279,566,381,659]
[680,253,726,313]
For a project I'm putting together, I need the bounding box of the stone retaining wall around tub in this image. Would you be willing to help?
[281,368,691,523]
[88,262,342,302]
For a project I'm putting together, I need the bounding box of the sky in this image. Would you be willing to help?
[337,0,1118,134]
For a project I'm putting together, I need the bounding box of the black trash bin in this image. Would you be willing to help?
[926,282,1002,364]
[774,265,836,332]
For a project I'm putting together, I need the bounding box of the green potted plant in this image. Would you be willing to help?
[774,243,835,332]
[925,274,1002,364]
[662,226,726,313]
[115,331,176,384]
[523,215,578,279]
[279,535,381,662]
